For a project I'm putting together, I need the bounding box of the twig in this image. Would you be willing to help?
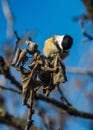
[25,89,34,130]
[7,72,22,90]
[0,108,41,130]
[82,30,93,40]
[1,85,93,120]
[0,56,22,90]
[82,0,93,22]
[35,94,93,120]
[9,30,21,65]
[57,85,72,106]
[0,85,21,94]
[2,0,14,40]
[66,67,93,75]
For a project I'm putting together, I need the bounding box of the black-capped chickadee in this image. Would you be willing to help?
[43,35,73,58]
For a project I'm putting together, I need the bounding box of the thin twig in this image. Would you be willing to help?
[2,0,14,40]
[1,85,93,120]
[0,85,21,94]
[82,30,93,40]
[66,67,93,75]
[0,108,41,130]
[82,0,93,22]
[0,56,22,90]
[35,94,93,120]
[57,85,72,106]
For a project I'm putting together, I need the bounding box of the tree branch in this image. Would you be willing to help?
[0,56,22,90]
[66,67,93,75]
[1,0,14,40]
[57,85,72,106]
[1,86,93,120]
[82,0,93,22]
[0,108,24,129]
[35,94,93,120]
[0,108,42,130]
[0,85,21,94]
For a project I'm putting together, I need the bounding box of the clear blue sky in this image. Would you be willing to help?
[0,0,90,130]
[0,0,85,67]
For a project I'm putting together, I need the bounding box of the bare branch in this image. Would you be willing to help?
[57,85,72,106]
[82,29,93,40]
[0,56,22,90]
[0,108,41,130]
[35,94,93,120]
[82,0,93,22]
[66,67,93,75]
[1,0,14,40]
[1,85,93,120]
[0,85,21,94]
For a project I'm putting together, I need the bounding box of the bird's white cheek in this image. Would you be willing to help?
[55,35,64,51]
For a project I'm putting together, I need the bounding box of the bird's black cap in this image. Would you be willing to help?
[62,35,73,50]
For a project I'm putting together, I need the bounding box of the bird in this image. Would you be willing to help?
[43,35,73,59]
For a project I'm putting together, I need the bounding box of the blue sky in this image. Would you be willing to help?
[0,0,85,62]
[0,1,87,69]
[0,0,91,130]
[0,0,87,68]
